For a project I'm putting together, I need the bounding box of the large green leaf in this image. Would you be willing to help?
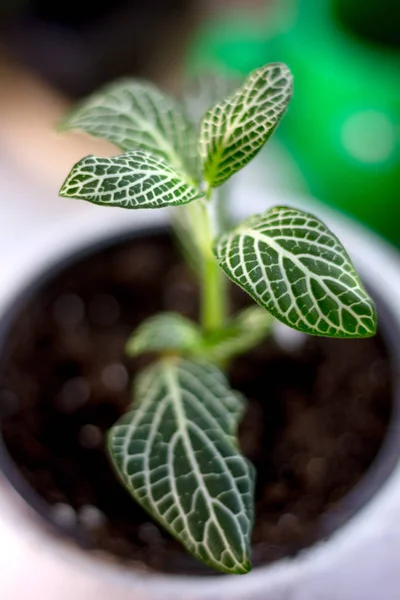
[60,79,200,180]
[59,150,202,209]
[199,63,293,187]
[126,313,202,356]
[108,358,254,574]
[214,206,377,338]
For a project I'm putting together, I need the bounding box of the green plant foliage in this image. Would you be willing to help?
[201,306,275,364]
[198,63,293,188]
[214,206,377,338]
[59,151,202,209]
[108,358,254,574]
[60,79,200,181]
[59,62,377,574]
[127,308,274,366]
[126,312,202,356]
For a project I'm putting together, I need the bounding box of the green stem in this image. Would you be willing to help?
[201,243,226,333]
[200,188,227,334]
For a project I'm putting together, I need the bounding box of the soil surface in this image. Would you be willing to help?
[0,232,393,575]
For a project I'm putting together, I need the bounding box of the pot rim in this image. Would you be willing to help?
[0,192,400,597]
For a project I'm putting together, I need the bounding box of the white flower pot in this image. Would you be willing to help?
[1,180,400,600]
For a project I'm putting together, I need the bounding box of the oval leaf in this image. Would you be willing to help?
[214,206,377,338]
[60,79,200,180]
[126,313,202,357]
[59,150,202,209]
[199,63,293,187]
[108,358,254,574]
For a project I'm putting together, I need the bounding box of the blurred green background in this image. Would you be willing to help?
[187,0,400,246]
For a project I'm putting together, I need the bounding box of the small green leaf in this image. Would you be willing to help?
[59,150,202,209]
[214,206,377,338]
[126,313,202,356]
[201,306,274,364]
[60,79,200,180]
[199,63,293,187]
[108,358,254,574]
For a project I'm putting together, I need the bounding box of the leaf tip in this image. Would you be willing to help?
[125,338,139,357]
[58,179,70,199]
[56,110,78,133]
[56,121,68,134]
[346,294,378,339]
[362,304,378,338]
[233,558,252,575]
[59,169,78,199]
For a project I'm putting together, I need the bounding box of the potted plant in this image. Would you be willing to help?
[0,63,399,598]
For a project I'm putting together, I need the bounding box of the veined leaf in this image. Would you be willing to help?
[214,206,377,338]
[108,359,254,574]
[202,306,274,364]
[126,313,202,357]
[60,79,200,180]
[199,63,293,187]
[59,150,202,209]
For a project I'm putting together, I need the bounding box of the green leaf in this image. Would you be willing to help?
[214,206,377,338]
[59,150,202,209]
[126,308,274,364]
[199,63,293,187]
[201,306,274,364]
[60,79,200,180]
[108,358,254,574]
[126,313,202,357]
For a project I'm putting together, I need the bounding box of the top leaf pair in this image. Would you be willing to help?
[60,63,377,339]
[59,63,293,206]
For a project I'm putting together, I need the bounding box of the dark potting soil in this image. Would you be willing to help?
[0,232,393,575]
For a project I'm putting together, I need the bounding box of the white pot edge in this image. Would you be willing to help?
[1,188,400,600]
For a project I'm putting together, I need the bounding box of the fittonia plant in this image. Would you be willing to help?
[60,63,377,574]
